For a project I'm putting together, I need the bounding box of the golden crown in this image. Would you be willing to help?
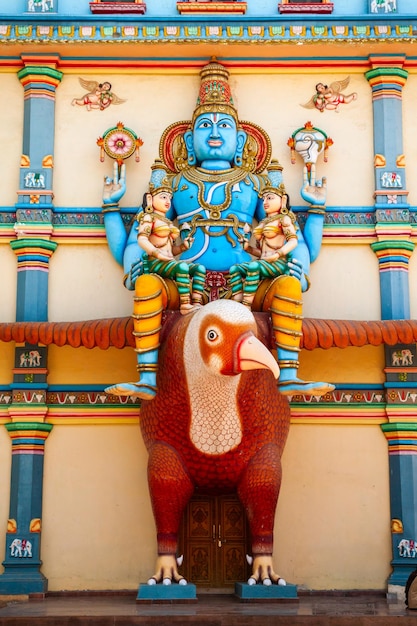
[192,57,238,124]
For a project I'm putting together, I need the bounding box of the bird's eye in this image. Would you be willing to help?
[207,329,218,342]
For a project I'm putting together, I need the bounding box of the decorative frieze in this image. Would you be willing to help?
[0,19,416,46]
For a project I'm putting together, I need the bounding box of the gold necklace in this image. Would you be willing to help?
[182,167,249,215]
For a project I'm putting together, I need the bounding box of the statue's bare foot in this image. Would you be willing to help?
[104,382,156,400]
[247,555,286,586]
[180,303,201,316]
[278,378,335,397]
[147,555,187,586]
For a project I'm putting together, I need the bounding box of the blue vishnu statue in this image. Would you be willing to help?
[102,57,334,399]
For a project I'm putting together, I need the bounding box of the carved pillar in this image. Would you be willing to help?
[0,344,52,593]
[0,419,52,594]
[0,55,61,595]
[366,55,412,320]
[366,55,417,590]
[10,236,57,323]
[13,54,62,323]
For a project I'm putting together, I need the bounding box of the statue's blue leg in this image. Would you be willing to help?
[277,347,335,397]
[105,274,164,399]
[267,276,335,397]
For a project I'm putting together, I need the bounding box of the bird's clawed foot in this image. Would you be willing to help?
[246,554,286,586]
[147,555,187,586]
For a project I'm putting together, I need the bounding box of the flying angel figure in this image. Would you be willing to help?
[302,77,357,113]
[71,78,126,111]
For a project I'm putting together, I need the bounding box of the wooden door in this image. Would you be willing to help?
[178,494,251,588]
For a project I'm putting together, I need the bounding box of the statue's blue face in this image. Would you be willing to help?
[192,113,238,164]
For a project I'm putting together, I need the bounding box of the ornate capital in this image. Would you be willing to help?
[365,64,408,100]
[382,423,417,453]
[371,238,414,272]
[10,237,57,272]
[5,422,52,451]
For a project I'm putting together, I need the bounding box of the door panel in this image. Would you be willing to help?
[179,494,251,587]
[218,496,249,585]
[186,497,214,585]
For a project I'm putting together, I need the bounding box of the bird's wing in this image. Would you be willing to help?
[301,94,317,109]
[329,76,350,94]
[78,77,99,92]
[110,93,127,105]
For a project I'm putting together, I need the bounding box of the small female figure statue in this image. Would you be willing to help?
[229,183,298,308]
[105,177,206,399]
[137,188,206,314]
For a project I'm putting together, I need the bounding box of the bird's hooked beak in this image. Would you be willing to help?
[235,331,280,379]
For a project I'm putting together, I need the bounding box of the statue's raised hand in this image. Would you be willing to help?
[183,235,194,250]
[286,257,310,292]
[300,164,327,206]
[125,257,144,291]
[286,257,303,282]
[103,162,126,205]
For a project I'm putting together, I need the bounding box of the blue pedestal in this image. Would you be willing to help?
[136,582,197,603]
[235,582,298,601]
[0,568,48,595]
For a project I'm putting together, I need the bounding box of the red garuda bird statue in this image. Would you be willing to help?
[139,298,290,587]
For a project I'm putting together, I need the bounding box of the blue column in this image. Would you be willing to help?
[381,424,417,587]
[0,55,62,595]
[12,54,62,322]
[367,55,417,590]
[0,420,52,594]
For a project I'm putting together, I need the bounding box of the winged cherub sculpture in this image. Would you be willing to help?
[71,77,126,111]
[302,77,357,113]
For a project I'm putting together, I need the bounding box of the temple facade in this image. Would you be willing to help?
[1,0,417,596]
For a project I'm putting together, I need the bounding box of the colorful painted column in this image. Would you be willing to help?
[366,55,417,590]
[0,350,52,594]
[366,54,412,320]
[12,53,62,322]
[0,55,62,595]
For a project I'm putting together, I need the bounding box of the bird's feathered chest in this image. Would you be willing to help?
[140,311,290,468]
[184,346,243,455]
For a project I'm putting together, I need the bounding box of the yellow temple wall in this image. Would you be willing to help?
[277,424,391,590]
[0,248,17,325]
[41,425,156,591]
[27,417,391,591]
[48,245,132,322]
[403,73,417,206]
[1,75,23,209]
[53,72,374,210]
[0,429,11,560]
[0,336,386,591]
[410,253,417,319]
[234,72,373,208]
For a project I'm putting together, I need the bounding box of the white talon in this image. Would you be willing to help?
[263,578,272,586]
[163,578,172,586]
[179,578,187,586]
[247,577,256,586]
[278,578,287,586]
[176,555,184,567]
[147,578,156,586]
[246,554,253,565]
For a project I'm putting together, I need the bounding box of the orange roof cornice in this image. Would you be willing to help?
[0,314,416,351]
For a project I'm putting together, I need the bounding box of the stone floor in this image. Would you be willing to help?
[1,591,417,625]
